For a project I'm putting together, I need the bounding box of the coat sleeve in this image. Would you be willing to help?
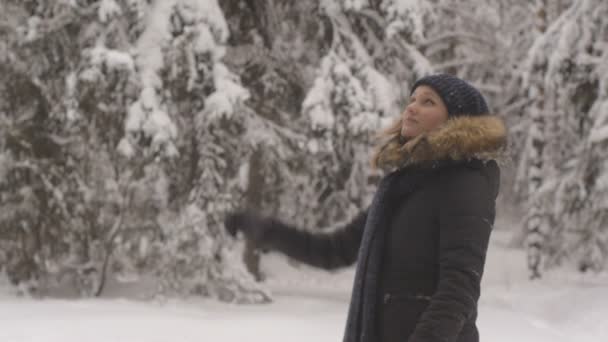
[408,165,498,342]
[260,210,368,270]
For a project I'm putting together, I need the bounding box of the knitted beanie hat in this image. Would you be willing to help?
[411,74,489,117]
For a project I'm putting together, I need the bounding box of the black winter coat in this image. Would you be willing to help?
[258,115,506,342]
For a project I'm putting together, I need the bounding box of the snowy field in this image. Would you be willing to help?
[1,230,606,342]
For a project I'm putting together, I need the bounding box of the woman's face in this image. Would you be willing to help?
[400,85,449,138]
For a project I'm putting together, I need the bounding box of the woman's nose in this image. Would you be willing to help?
[405,102,417,116]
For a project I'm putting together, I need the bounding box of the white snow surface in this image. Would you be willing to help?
[1,230,606,342]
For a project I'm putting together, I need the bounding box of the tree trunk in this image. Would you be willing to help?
[243,147,265,281]
[525,0,548,280]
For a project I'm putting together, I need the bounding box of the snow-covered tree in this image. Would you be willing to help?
[3,0,606,300]
[519,0,608,276]
[0,0,267,301]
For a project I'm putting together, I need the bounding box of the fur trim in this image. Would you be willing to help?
[374,115,507,170]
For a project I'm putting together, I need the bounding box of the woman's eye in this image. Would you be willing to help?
[424,99,434,105]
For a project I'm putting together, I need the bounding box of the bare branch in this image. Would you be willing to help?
[357,8,387,28]
[501,98,534,116]
[94,181,134,297]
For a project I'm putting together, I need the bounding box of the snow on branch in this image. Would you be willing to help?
[418,31,498,49]
[434,57,492,71]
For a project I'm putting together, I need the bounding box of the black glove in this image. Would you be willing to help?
[224,210,272,246]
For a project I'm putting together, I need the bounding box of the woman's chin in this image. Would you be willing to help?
[400,128,417,139]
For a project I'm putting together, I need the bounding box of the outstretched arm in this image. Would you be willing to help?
[225,210,368,270]
[262,211,368,270]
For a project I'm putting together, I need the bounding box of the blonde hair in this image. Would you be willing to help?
[370,117,407,170]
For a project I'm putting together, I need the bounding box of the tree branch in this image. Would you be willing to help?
[19,2,99,45]
[434,57,490,71]
[418,31,497,49]
[94,183,134,297]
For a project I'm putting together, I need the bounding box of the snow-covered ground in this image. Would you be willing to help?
[0,230,606,342]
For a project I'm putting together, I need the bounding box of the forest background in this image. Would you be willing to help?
[1,0,607,303]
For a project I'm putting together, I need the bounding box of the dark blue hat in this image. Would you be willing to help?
[411,74,489,117]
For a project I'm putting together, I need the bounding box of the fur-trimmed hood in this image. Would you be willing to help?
[374,115,507,170]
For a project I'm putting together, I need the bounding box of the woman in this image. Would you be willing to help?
[224,74,507,342]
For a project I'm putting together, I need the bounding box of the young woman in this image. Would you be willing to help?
[224,74,507,342]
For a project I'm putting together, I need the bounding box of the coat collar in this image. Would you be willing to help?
[375,115,507,171]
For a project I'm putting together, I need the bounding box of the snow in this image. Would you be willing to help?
[308,104,336,130]
[204,63,250,120]
[118,0,178,156]
[135,0,174,89]
[590,101,608,143]
[1,230,606,342]
[303,53,387,135]
[24,16,40,42]
[590,125,608,143]
[307,139,321,154]
[382,0,433,42]
[348,111,381,135]
[402,40,435,76]
[98,0,121,23]
[65,72,79,121]
[340,0,367,11]
[319,0,342,16]
[116,138,136,158]
[237,162,249,191]
[303,55,336,130]
[180,0,229,45]
[90,45,135,72]
[143,108,178,143]
[361,66,398,117]
[122,0,236,156]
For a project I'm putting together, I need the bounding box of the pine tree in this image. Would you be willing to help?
[0,0,269,301]
[3,0,606,300]
[520,0,608,275]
